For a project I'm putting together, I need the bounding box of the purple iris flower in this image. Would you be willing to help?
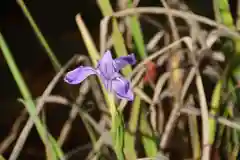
[64,50,136,101]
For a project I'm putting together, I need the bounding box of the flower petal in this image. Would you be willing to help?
[112,76,134,101]
[64,66,97,84]
[113,53,136,71]
[97,50,115,79]
[99,74,111,91]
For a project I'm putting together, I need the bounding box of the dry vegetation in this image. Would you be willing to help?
[0,0,240,160]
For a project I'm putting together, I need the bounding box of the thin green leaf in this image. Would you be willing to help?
[139,107,158,157]
[97,0,132,75]
[127,0,147,59]
[111,111,125,160]
[75,13,124,159]
[17,0,61,71]
[0,32,63,159]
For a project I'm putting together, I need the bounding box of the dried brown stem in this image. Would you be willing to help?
[9,55,82,160]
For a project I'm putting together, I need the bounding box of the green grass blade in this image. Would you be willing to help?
[17,0,61,71]
[213,0,234,28]
[49,135,65,158]
[111,111,125,160]
[127,0,146,59]
[212,2,240,157]
[139,106,158,157]
[188,115,201,159]
[75,14,125,160]
[97,1,137,159]
[0,32,63,159]
[211,0,235,149]
[97,0,132,75]
[209,81,222,144]
[124,95,140,160]
[126,0,157,157]
[75,14,100,66]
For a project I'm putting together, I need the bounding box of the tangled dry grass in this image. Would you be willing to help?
[0,0,240,160]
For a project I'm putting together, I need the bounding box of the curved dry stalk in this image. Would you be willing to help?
[121,38,194,113]
[36,95,69,106]
[177,1,206,48]
[187,48,210,159]
[187,40,210,160]
[119,49,175,112]
[9,55,84,160]
[146,31,165,51]
[58,80,90,146]
[159,99,181,149]
[63,143,92,160]
[119,69,146,111]
[161,0,180,41]
[158,40,195,151]
[195,72,210,160]
[83,57,107,112]
[155,65,197,138]
[58,56,107,146]
[202,65,221,81]
[46,95,110,143]
[0,110,27,154]
[85,137,105,160]
[34,95,111,160]
[100,16,111,55]
[149,72,170,132]
[35,95,240,133]
[140,15,164,29]
[157,53,170,67]
[66,120,110,160]
[130,37,192,78]
[94,5,236,160]
[123,87,153,108]
[180,67,197,101]
[181,106,240,131]
[206,30,222,48]
[133,87,153,104]
[119,67,154,112]
[99,6,240,54]
[110,7,240,39]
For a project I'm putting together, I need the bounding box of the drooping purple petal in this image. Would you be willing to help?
[111,76,134,101]
[64,66,97,84]
[113,53,136,71]
[97,50,115,79]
